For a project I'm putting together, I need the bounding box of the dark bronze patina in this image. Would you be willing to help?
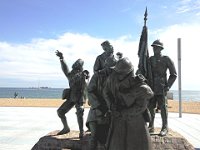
[103,57,154,150]
[148,40,177,136]
[55,50,89,138]
[87,48,117,149]
[93,41,114,73]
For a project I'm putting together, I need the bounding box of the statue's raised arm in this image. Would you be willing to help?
[55,50,70,78]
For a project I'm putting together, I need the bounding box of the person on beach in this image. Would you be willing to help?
[103,57,153,150]
[148,40,177,136]
[55,50,90,138]
[86,55,117,150]
[14,92,18,99]
[93,40,114,73]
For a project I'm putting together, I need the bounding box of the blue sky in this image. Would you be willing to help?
[0,0,200,90]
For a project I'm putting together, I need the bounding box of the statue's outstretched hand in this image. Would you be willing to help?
[55,50,63,59]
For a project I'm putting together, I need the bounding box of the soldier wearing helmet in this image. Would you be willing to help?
[103,57,153,150]
[55,50,90,138]
[148,40,177,136]
[93,40,114,73]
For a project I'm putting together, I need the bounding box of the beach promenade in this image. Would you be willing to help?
[0,99,200,150]
[1,98,200,114]
[0,107,200,150]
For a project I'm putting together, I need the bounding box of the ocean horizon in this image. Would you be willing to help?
[0,87,200,101]
[0,87,63,99]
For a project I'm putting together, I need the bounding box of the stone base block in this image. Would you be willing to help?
[32,128,194,150]
[32,130,104,150]
[150,128,194,150]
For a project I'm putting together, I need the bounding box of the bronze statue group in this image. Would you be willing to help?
[55,39,177,150]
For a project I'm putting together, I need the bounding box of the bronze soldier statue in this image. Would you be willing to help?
[86,56,117,150]
[148,40,177,136]
[103,57,153,150]
[93,40,114,73]
[55,50,89,138]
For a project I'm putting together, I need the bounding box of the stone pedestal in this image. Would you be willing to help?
[32,130,104,150]
[151,128,194,150]
[32,128,194,150]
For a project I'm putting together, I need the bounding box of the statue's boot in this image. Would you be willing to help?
[160,106,168,136]
[148,108,155,133]
[160,128,168,136]
[148,118,155,133]
[77,116,84,138]
[57,117,70,135]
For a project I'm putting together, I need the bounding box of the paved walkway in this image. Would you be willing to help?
[0,107,199,150]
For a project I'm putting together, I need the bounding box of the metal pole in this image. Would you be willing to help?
[178,38,182,118]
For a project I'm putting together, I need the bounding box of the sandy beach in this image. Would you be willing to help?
[0,98,200,114]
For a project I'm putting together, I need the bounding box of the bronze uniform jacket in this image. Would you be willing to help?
[149,55,177,95]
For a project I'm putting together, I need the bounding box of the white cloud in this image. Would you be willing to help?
[176,0,200,13]
[0,23,200,90]
[0,33,139,87]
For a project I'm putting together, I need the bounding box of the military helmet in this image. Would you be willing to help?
[113,57,134,74]
[72,58,84,69]
[75,59,84,66]
[101,40,111,46]
[151,39,164,49]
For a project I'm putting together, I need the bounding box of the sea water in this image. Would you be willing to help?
[0,87,63,99]
[0,87,200,101]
